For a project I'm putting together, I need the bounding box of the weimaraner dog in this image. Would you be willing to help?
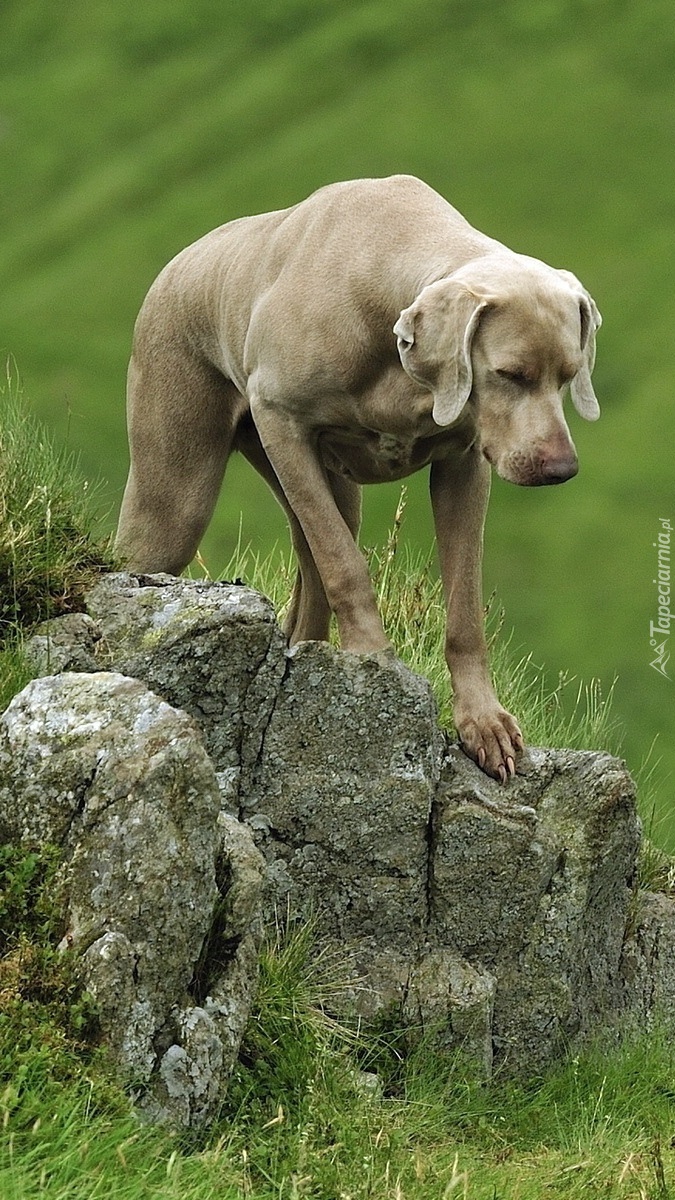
[117,175,601,782]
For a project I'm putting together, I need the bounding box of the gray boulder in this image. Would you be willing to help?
[85,573,287,809]
[19,573,674,1083]
[620,890,675,1029]
[431,746,640,1070]
[246,640,446,1023]
[249,675,641,1071]
[247,641,444,940]
[403,951,496,1075]
[24,611,100,674]
[0,671,264,1126]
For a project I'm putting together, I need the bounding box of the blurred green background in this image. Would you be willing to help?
[1,0,673,840]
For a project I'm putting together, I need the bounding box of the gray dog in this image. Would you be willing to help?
[116,175,601,782]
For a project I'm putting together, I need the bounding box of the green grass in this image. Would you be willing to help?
[0,365,116,709]
[0,364,114,705]
[0,363,115,633]
[0,636,32,715]
[2,910,675,1199]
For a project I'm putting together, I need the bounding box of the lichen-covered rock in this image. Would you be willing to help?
[188,811,265,1093]
[404,951,496,1075]
[148,1005,225,1127]
[620,891,675,1028]
[28,573,288,809]
[431,746,641,1070]
[15,574,674,1088]
[25,611,100,674]
[86,574,287,802]
[0,671,263,1126]
[248,640,445,956]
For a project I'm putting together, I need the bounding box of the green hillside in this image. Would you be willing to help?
[1,0,673,837]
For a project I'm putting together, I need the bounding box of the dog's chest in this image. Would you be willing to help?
[315,370,471,483]
[319,426,450,484]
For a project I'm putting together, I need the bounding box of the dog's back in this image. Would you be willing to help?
[137,176,496,377]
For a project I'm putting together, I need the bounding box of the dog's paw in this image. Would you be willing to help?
[455,708,525,784]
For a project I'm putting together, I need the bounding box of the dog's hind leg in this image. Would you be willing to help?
[116,344,246,574]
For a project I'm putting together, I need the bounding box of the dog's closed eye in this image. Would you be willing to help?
[496,368,532,389]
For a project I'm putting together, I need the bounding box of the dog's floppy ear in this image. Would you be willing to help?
[557,270,602,421]
[394,279,488,426]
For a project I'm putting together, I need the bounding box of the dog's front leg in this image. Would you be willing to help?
[430,450,524,782]
[251,401,390,653]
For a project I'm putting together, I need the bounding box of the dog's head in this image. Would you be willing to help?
[394,254,601,486]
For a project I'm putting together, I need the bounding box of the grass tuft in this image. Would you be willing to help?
[0,361,116,635]
[0,844,101,1087]
[0,631,33,713]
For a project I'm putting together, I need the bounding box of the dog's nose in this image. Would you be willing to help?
[539,456,579,484]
